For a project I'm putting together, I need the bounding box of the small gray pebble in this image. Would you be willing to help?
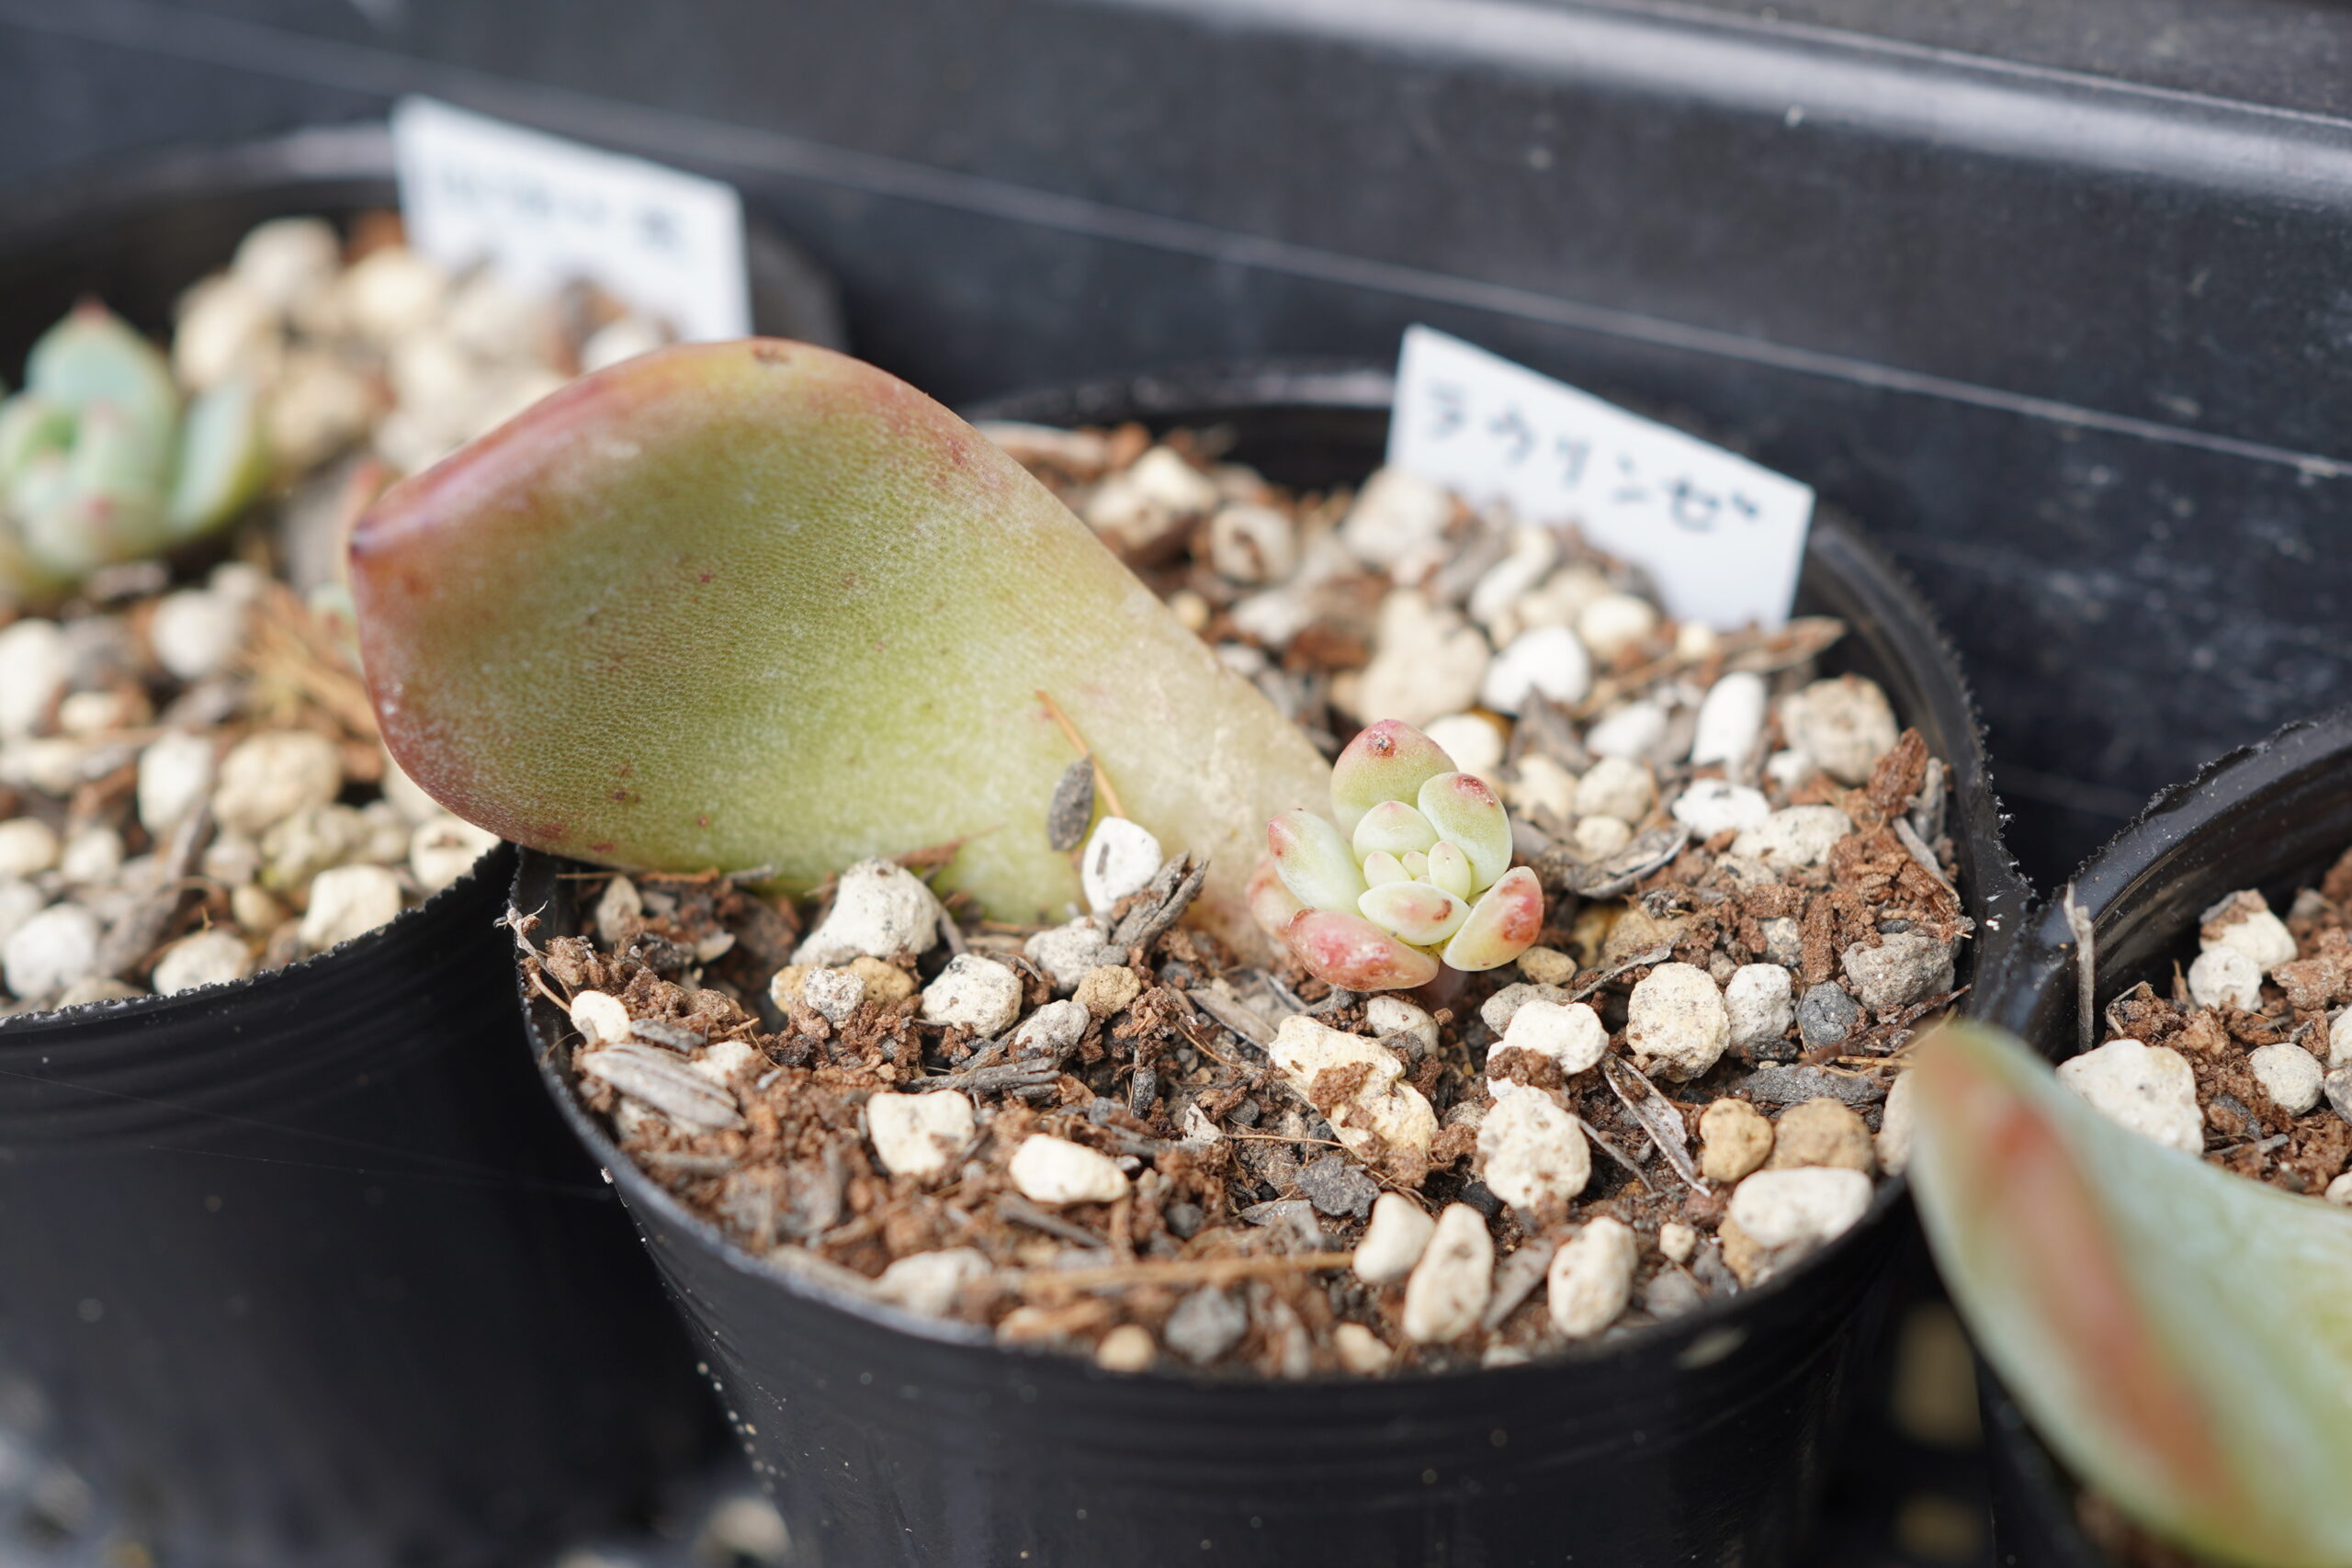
[1165,1201,1204,1239]
[1164,1287,1250,1364]
[1642,1269,1705,1320]
[1796,983,1862,1049]
[1129,1066,1159,1118]
[1298,1154,1379,1219]
[1738,1064,1889,1109]
[2325,1065,2352,1125]
[1692,1245,1741,1296]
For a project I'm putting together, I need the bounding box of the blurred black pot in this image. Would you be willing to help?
[0,125,842,1565]
[513,364,2030,1568]
[1971,708,2352,1568]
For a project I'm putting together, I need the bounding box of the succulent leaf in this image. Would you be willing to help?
[26,301,179,453]
[1426,840,1473,899]
[166,375,270,539]
[1246,855,1306,938]
[1358,880,1470,945]
[21,405,170,578]
[0,396,74,487]
[1269,809,1368,912]
[1283,908,1442,991]
[1910,1021,2352,1568]
[1360,850,1408,886]
[1352,799,1440,859]
[1417,771,1514,888]
[347,339,1330,947]
[1440,866,1544,971]
[1330,719,1454,835]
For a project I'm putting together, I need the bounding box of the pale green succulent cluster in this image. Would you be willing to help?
[1,302,269,601]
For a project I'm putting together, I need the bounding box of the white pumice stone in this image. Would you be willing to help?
[1671,779,1772,840]
[2329,1173,2352,1206]
[379,751,444,824]
[1479,625,1592,715]
[1780,676,1899,786]
[2187,946,2263,1011]
[1366,995,1439,1053]
[4,902,100,999]
[1572,815,1634,860]
[55,690,140,736]
[213,730,343,837]
[1732,806,1854,870]
[1547,1216,1638,1338]
[1421,713,1506,784]
[1353,1192,1438,1284]
[299,863,404,953]
[874,1247,991,1317]
[1012,998,1089,1057]
[0,818,60,879]
[692,1040,759,1084]
[1206,503,1299,583]
[1575,592,1659,662]
[1467,528,1560,628]
[921,954,1024,1034]
[1331,1323,1394,1374]
[1080,817,1163,914]
[339,245,448,344]
[1876,1069,1917,1174]
[1227,588,1312,648]
[1841,932,1957,1014]
[1585,699,1669,761]
[1009,1134,1130,1206]
[151,929,254,996]
[1690,671,1770,769]
[1659,1221,1699,1264]
[0,620,68,739]
[1626,963,1732,1080]
[58,828,124,886]
[409,816,499,892]
[148,589,247,682]
[1023,919,1125,993]
[569,990,632,1045]
[232,216,340,310]
[1476,1090,1592,1215]
[1268,1015,1437,1178]
[1480,982,1570,1035]
[171,274,277,389]
[1724,964,1796,1052]
[0,880,44,949]
[1402,1202,1494,1343]
[1574,755,1656,823]
[2249,1042,2324,1116]
[1507,754,1579,824]
[2330,1009,2352,1068]
[867,1090,977,1180]
[1497,999,1609,1075]
[580,313,669,375]
[1340,467,1453,569]
[792,859,944,964]
[1729,1167,1873,1257]
[802,966,866,1024]
[1126,446,1223,513]
[1356,592,1491,729]
[2057,1039,2203,1154]
[137,731,216,835]
[1766,748,1816,792]
[2199,894,2299,975]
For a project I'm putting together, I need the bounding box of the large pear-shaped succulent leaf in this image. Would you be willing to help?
[1910,1021,2352,1568]
[348,339,1329,944]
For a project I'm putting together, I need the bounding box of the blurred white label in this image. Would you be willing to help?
[1387,326,1812,628]
[391,96,749,341]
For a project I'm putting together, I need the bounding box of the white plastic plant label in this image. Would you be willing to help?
[1387,326,1813,629]
[390,96,750,342]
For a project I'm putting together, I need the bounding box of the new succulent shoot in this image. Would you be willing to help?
[1,302,268,601]
[1261,720,1544,990]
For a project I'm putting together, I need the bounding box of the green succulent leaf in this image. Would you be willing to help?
[26,301,179,454]
[0,395,74,488]
[346,339,1329,947]
[166,374,271,539]
[1910,1021,2352,1568]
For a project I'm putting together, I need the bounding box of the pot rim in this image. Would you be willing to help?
[514,359,2029,1387]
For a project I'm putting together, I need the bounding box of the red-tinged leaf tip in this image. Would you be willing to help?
[1417,770,1514,888]
[1442,866,1543,971]
[1283,908,1442,991]
[1247,854,1305,939]
[1358,879,1470,945]
[1330,719,1453,834]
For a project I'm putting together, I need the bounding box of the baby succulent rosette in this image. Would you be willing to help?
[1261,720,1544,990]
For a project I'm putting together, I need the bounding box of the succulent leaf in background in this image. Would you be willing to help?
[0,302,269,600]
[1267,719,1544,989]
[1908,1021,2352,1568]
[346,338,1330,950]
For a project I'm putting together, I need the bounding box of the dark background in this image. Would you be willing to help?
[7,0,2352,894]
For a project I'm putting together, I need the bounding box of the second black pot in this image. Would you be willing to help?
[515,365,2030,1568]
[1970,707,2352,1568]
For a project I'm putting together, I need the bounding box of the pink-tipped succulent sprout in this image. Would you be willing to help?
[1266,720,1543,990]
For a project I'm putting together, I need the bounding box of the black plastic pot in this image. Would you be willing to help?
[0,128,844,1564]
[514,365,2031,1567]
[1971,708,2352,1568]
